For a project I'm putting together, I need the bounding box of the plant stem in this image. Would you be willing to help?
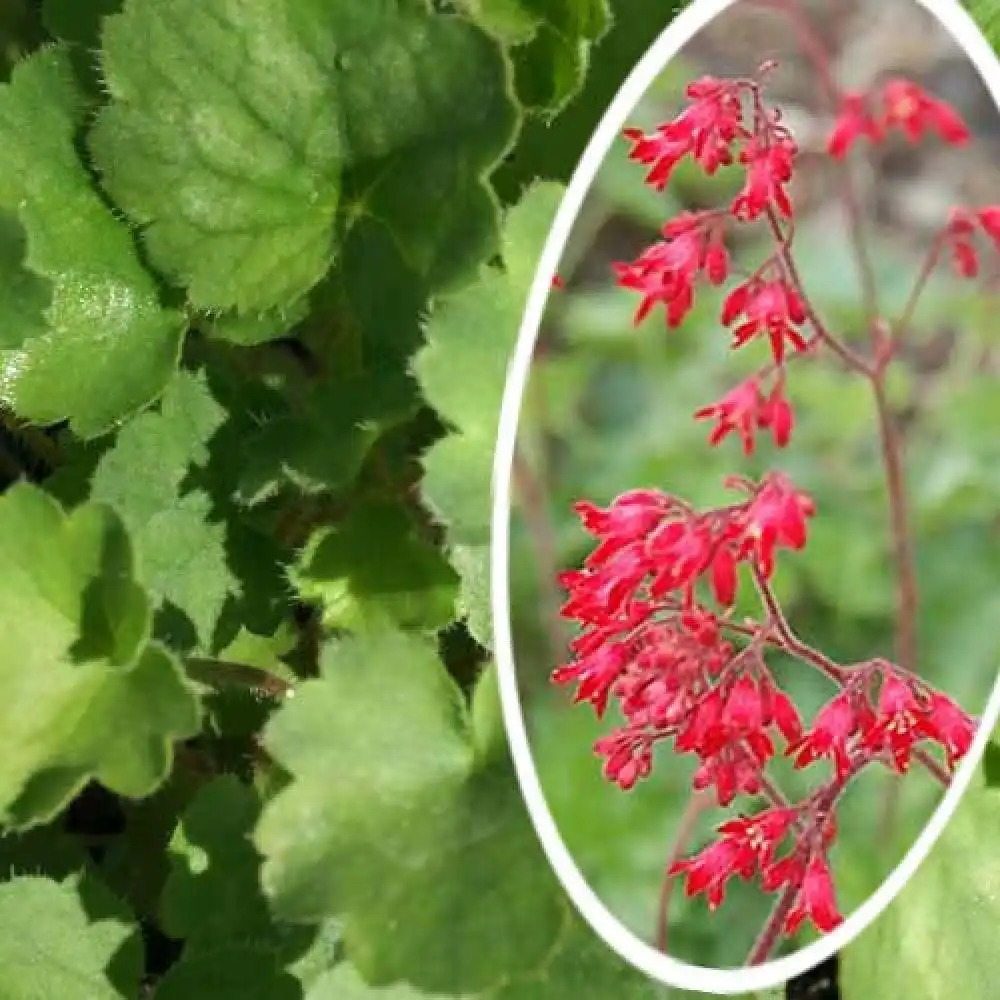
[185,658,294,699]
[914,748,950,787]
[656,789,713,952]
[871,379,918,677]
[765,0,881,332]
[746,880,799,965]
[765,209,873,376]
[893,232,946,350]
[752,569,847,683]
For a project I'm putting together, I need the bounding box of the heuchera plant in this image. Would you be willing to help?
[552,6,984,965]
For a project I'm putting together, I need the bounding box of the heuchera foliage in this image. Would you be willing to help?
[553,12,986,962]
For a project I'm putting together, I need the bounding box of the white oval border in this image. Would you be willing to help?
[491,0,1000,992]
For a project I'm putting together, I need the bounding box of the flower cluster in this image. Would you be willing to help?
[694,376,793,454]
[553,43,983,956]
[556,477,808,795]
[556,483,974,937]
[827,78,970,159]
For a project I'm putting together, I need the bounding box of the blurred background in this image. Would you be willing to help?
[508,0,1000,969]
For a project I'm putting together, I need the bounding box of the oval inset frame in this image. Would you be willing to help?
[490,0,1000,992]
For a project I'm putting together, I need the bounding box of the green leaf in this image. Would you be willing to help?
[256,630,565,993]
[204,299,310,347]
[983,740,1000,787]
[89,370,236,649]
[153,946,301,1000]
[214,625,299,687]
[415,182,563,646]
[237,360,417,508]
[291,502,459,633]
[97,765,204,919]
[91,0,518,312]
[0,482,201,828]
[493,913,665,1000]
[256,630,473,921]
[159,775,342,990]
[494,0,683,199]
[470,662,506,765]
[469,0,610,114]
[841,774,1000,1000]
[42,0,122,94]
[305,963,449,1000]
[0,213,51,349]
[967,0,1000,49]
[0,876,137,1000]
[160,775,273,949]
[0,48,184,438]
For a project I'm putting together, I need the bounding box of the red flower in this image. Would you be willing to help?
[709,544,738,607]
[758,380,794,447]
[788,690,866,781]
[647,518,715,600]
[623,126,690,190]
[881,79,969,145]
[574,489,669,558]
[826,92,883,158]
[675,687,728,759]
[722,278,809,364]
[594,730,652,790]
[925,691,976,769]
[945,208,979,277]
[762,853,805,893]
[694,378,765,454]
[760,675,804,745]
[614,213,729,328]
[742,473,816,578]
[731,136,796,219]
[864,671,934,773]
[784,853,843,935]
[552,639,631,716]
[977,205,1000,246]
[695,378,795,454]
[692,747,765,806]
[722,674,775,765]
[623,76,745,189]
[669,837,754,910]
[717,807,798,868]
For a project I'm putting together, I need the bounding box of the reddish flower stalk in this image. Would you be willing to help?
[551,4,987,964]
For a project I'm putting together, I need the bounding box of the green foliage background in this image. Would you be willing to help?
[0,0,994,997]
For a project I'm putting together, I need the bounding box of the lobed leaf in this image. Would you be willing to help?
[415,181,563,646]
[470,0,611,114]
[0,483,201,828]
[89,370,237,649]
[0,48,184,438]
[255,631,564,993]
[91,0,518,313]
[0,875,138,1000]
[291,502,459,634]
